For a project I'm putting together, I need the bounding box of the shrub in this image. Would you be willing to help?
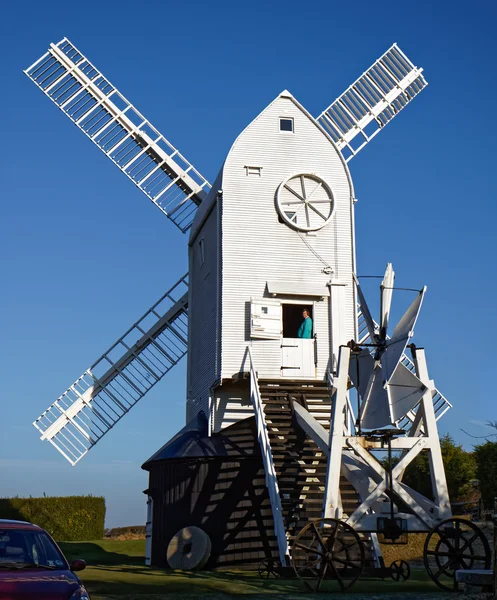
[0,495,105,541]
[105,525,145,538]
[474,441,497,509]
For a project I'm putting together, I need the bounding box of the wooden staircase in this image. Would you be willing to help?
[258,379,379,567]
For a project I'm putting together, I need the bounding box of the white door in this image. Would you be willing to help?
[281,338,315,378]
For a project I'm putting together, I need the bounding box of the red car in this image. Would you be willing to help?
[0,519,90,599]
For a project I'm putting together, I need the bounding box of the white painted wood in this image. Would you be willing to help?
[317,44,428,162]
[220,92,355,384]
[24,38,210,233]
[186,197,220,420]
[145,496,153,566]
[267,280,329,297]
[247,348,289,565]
[281,338,314,377]
[34,276,189,465]
[25,38,451,479]
[380,263,395,335]
[250,298,282,340]
[323,346,350,519]
[411,347,451,518]
[212,383,252,433]
[187,90,356,429]
[292,402,329,454]
[329,280,348,373]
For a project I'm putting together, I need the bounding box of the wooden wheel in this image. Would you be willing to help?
[258,558,280,579]
[423,517,491,591]
[291,518,364,592]
[390,559,410,582]
[276,173,334,232]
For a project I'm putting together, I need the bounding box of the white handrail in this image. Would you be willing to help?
[246,347,289,565]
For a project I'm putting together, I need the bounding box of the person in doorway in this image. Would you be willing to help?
[297,309,313,338]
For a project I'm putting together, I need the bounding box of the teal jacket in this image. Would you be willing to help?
[297,317,313,339]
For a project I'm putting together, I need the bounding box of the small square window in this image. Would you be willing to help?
[261,306,268,314]
[280,118,294,132]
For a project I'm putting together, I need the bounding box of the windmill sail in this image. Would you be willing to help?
[24,38,211,233]
[317,44,427,162]
[33,275,189,465]
[356,300,452,426]
[380,263,395,335]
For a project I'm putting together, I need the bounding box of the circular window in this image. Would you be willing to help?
[276,173,334,232]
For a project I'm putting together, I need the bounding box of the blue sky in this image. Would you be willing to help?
[1,0,496,528]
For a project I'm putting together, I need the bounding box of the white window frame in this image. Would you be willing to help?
[281,299,317,338]
[279,117,294,133]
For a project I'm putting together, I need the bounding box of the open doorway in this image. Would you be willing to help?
[282,304,313,338]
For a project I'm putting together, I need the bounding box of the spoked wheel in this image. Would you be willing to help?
[258,558,280,579]
[423,517,491,591]
[390,559,410,582]
[291,518,365,592]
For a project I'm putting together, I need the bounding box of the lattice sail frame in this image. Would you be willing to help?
[24,38,211,233]
[317,44,427,162]
[33,275,189,465]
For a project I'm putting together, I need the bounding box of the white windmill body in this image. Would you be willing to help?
[187,91,356,430]
[24,39,488,590]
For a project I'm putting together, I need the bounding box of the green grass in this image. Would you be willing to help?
[58,539,456,599]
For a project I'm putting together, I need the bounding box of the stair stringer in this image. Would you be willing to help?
[257,378,383,568]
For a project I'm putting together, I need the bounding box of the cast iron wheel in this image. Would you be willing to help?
[423,517,491,591]
[390,559,410,582]
[258,558,280,579]
[434,536,475,573]
[291,518,365,592]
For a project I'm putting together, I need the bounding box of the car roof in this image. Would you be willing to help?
[0,519,43,531]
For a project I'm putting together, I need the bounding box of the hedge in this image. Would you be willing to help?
[106,525,145,538]
[0,496,105,541]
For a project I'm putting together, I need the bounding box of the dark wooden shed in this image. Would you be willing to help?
[142,413,278,568]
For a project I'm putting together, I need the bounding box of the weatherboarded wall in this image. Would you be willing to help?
[145,419,278,568]
[186,92,357,426]
[187,194,221,421]
[220,93,356,381]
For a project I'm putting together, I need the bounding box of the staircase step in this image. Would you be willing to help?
[255,378,380,568]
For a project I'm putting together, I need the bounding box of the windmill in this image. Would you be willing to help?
[25,39,487,590]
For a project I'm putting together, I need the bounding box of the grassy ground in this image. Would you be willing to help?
[58,539,471,600]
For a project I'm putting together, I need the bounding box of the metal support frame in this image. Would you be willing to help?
[247,347,290,566]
